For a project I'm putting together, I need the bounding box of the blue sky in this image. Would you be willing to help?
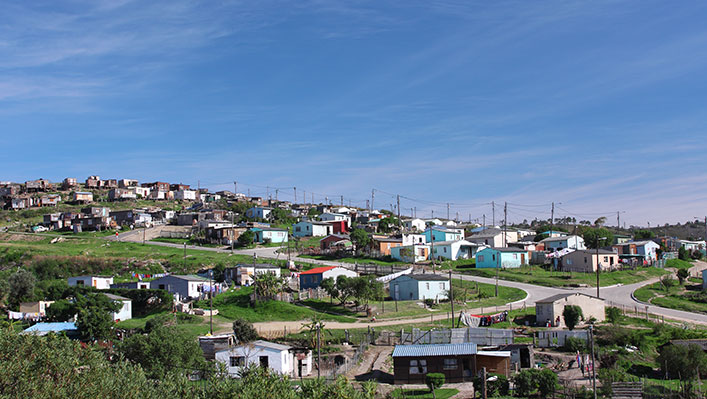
[2,1,707,226]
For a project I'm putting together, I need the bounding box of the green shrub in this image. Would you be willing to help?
[176,313,200,324]
[425,373,445,397]
[606,306,622,324]
[563,337,587,353]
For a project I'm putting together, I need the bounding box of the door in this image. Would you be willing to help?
[394,284,400,300]
[521,254,526,264]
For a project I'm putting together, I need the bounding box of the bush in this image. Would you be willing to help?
[563,305,583,330]
[425,373,445,397]
[536,368,558,397]
[176,313,200,324]
[472,373,508,397]
[513,369,535,397]
[563,337,587,353]
[233,318,259,344]
[606,307,622,324]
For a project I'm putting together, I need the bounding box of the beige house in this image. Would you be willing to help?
[560,249,618,273]
[536,293,605,328]
[19,301,55,316]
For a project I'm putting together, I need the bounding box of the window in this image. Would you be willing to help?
[76,280,85,286]
[439,283,444,289]
[603,256,608,262]
[426,283,430,289]
[443,247,447,253]
[230,356,244,367]
[295,227,301,232]
[443,358,458,370]
[513,254,517,259]
[409,359,427,374]
[584,257,587,263]
[259,356,269,368]
[492,254,496,261]
[479,255,484,262]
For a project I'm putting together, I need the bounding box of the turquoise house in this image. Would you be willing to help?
[424,226,464,243]
[251,227,289,243]
[475,247,527,269]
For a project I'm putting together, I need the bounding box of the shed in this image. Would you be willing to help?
[389,274,450,301]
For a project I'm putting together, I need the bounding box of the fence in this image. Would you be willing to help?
[400,327,513,346]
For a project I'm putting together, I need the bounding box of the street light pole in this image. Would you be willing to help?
[590,324,597,399]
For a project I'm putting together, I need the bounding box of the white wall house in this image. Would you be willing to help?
[236,264,282,286]
[402,233,427,246]
[104,294,132,322]
[318,213,351,228]
[391,244,430,263]
[431,239,481,261]
[149,275,208,300]
[68,276,114,290]
[292,221,333,237]
[174,189,197,201]
[541,235,586,251]
[403,218,427,232]
[246,207,272,219]
[215,340,312,378]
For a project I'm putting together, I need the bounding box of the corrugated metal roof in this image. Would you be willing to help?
[24,322,77,332]
[392,343,477,357]
[300,266,337,275]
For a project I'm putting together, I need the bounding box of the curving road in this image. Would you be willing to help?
[110,229,707,326]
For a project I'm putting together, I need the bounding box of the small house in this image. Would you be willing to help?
[612,240,660,263]
[174,189,197,201]
[108,188,137,201]
[19,301,55,317]
[232,264,282,286]
[62,178,78,189]
[252,227,289,244]
[149,275,209,300]
[391,244,430,263]
[369,237,403,256]
[403,218,426,231]
[389,274,450,301]
[68,275,114,290]
[72,192,93,204]
[39,194,61,207]
[246,207,272,219]
[104,293,132,322]
[475,247,527,269]
[467,228,518,247]
[292,220,333,237]
[431,239,480,261]
[299,266,357,290]
[111,281,150,290]
[392,343,510,384]
[424,226,464,243]
[535,292,605,327]
[559,249,618,273]
[541,235,586,251]
[215,340,312,378]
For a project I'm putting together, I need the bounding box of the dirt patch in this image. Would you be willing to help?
[0,233,45,242]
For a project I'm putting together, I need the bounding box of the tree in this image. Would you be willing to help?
[677,268,689,285]
[336,275,356,305]
[425,373,445,398]
[117,324,206,379]
[301,315,326,349]
[678,246,690,261]
[74,293,122,341]
[658,343,707,390]
[8,269,36,307]
[377,216,398,233]
[351,276,384,312]
[320,277,339,303]
[0,279,9,304]
[582,227,614,249]
[213,263,226,283]
[606,306,622,324]
[252,272,285,299]
[45,299,76,322]
[634,229,655,239]
[238,230,255,247]
[594,217,607,227]
[536,368,558,397]
[562,305,583,330]
[513,369,535,397]
[232,319,258,344]
[350,228,370,255]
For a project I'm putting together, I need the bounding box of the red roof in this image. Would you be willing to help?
[300,266,337,275]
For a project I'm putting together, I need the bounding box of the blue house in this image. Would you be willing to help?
[475,247,527,269]
[389,274,450,301]
[245,207,272,219]
[424,226,464,243]
[252,227,289,243]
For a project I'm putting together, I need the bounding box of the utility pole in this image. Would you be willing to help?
[503,202,508,247]
[483,214,486,227]
[449,269,454,328]
[209,266,213,335]
[341,195,343,206]
[371,189,375,211]
[316,324,321,379]
[183,242,187,269]
[267,186,270,199]
[231,211,235,254]
[551,202,555,234]
[234,181,237,195]
[431,210,434,218]
[492,201,495,227]
[311,193,314,204]
[590,325,597,399]
[430,231,435,274]
[275,189,279,201]
[303,190,306,206]
[366,199,370,210]
[397,195,401,227]
[617,211,620,229]
[447,203,450,220]
[456,211,459,222]
[414,207,416,218]
[294,187,296,203]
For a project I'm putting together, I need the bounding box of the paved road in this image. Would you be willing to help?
[109,229,707,326]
